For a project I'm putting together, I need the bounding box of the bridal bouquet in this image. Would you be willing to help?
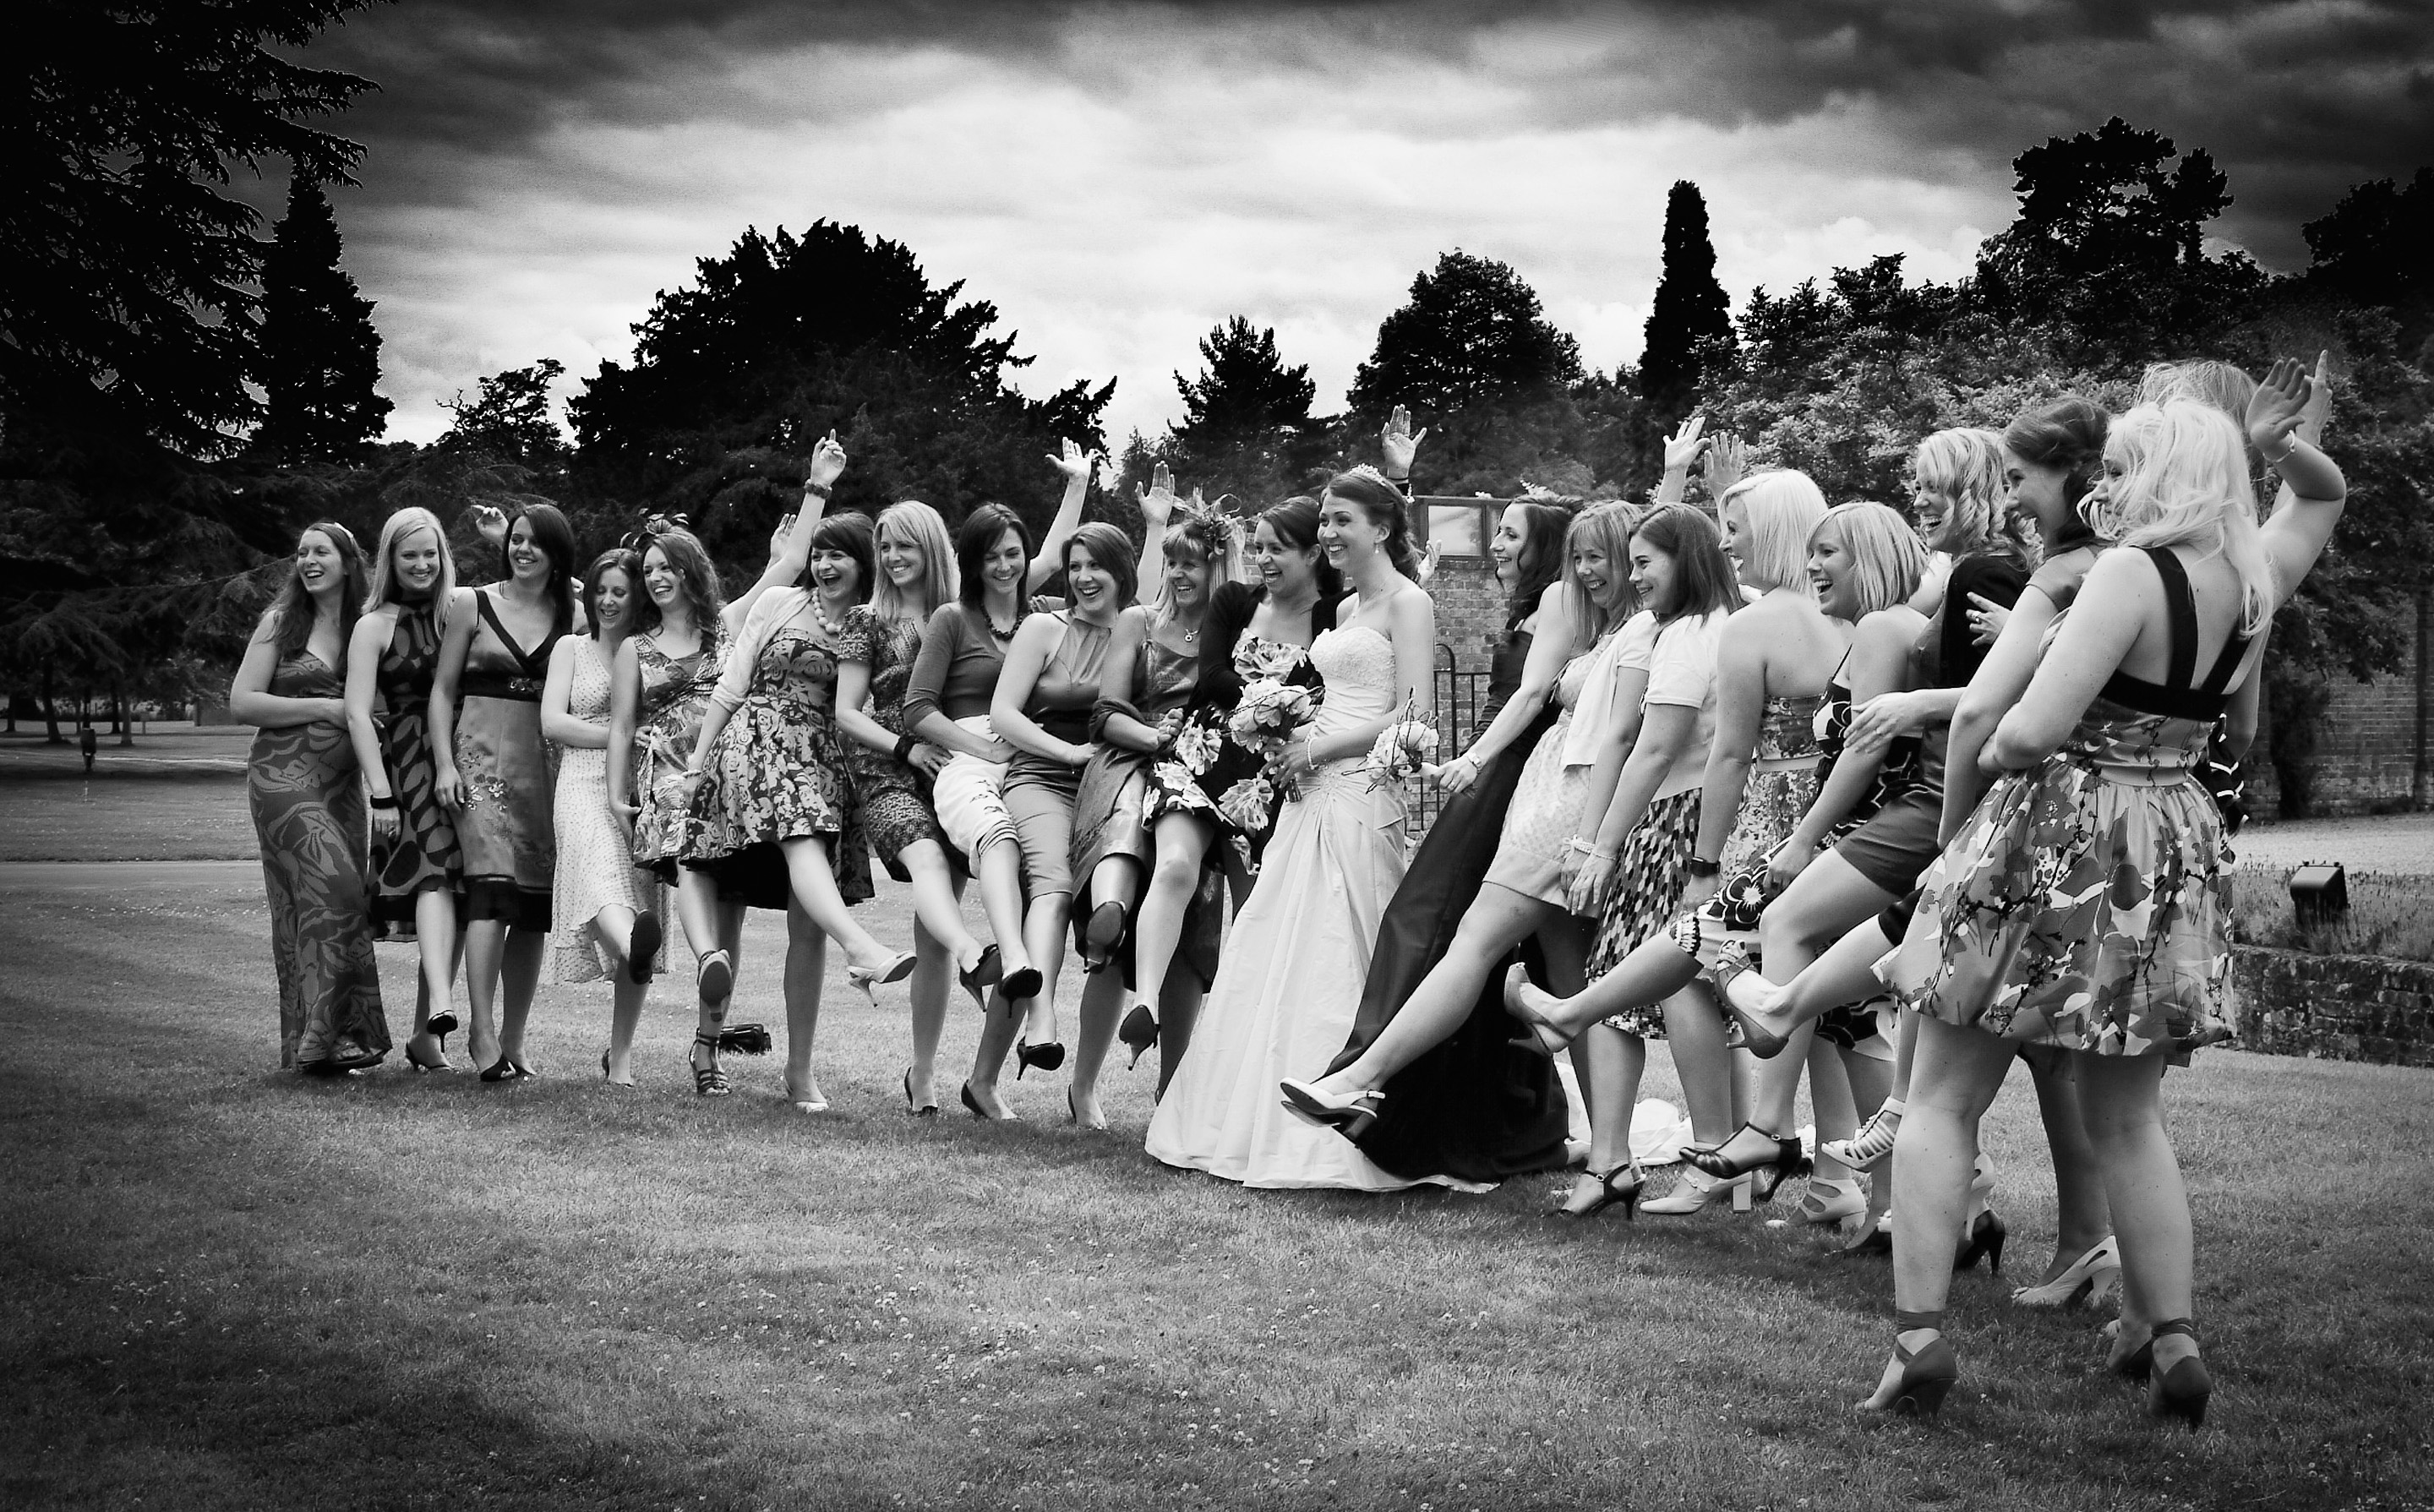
[1168,715,1221,778]
[1362,695,1438,791]
[1214,774,1276,834]
[1227,678,1314,761]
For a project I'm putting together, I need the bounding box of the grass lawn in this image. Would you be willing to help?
[2,781,2430,1510]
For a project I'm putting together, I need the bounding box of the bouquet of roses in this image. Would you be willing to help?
[1362,694,1439,791]
[1215,773,1277,835]
[1234,636,1311,682]
[1169,715,1221,778]
[1227,678,1314,761]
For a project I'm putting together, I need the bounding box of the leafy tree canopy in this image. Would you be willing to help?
[256,176,390,463]
[5,0,379,452]
[2301,167,2434,357]
[1165,316,1323,505]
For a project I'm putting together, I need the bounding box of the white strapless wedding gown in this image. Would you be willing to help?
[1145,625,1430,1190]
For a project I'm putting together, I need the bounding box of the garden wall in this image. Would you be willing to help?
[2231,943,2434,1067]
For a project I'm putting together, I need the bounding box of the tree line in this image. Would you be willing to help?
[3,7,2429,811]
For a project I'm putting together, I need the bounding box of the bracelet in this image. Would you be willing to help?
[803,481,832,497]
[2262,434,2304,467]
[1684,856,1721,877]
[893,734,919,765]
[368,793,397,811]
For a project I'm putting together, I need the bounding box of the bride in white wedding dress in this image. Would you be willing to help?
[1144,467,1438,1189]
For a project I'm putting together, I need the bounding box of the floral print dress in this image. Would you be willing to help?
[1154,631,1323,875]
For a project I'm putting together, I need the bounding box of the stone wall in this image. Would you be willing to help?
[2230,943,2434,1067]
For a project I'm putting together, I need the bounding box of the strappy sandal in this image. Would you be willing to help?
[1710,945,1792,1059]
[689,1031,730,1097]
[1553,1164,1643,1220]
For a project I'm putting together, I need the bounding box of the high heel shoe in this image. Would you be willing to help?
[903,1067,938,1117]
[1553,1164,1643,1220]
[1684,1122,1807,1201]
[2012,1236,2120,1307]
[1277,1079,1383,1141]
[688,1031,729,1097]
[1501,963,1579,1058]
[1640,1165,1744,1216]
[783,1077,828,1115]
[696,949,733,1003]
[999,964,1045,1002]
[1014,1038,1067,1078]
[1952,1209,2008,1275]
[1117,1000,1160,1070]
[599,1049,635,1089]
[426,1007,460,1041]
[405,1035,453,1073]
[959,1081,1018,1122]
[1079,899,1127,972]
[2146,1319,2211,1429]
[847,950,919,1003]
[1795,1176,1866,1226]
[1710,945,1793,1060]
[957,944,1004,1010]
[1067,1088,1108,1131]
[1820,1100,1902,1172]
[1867,1312,1959,1418]
[478,1055,521,1084]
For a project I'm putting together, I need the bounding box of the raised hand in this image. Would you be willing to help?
[1662,413,1709,476]
[1134,461,1178,529]
[1045,436,1099,488]
[1381,405,1427,478]
[806,430,849,491]
[767,512,799,568]
[1704,433,1747,500]
[2298,349,2333,442]
[469,503,509,545]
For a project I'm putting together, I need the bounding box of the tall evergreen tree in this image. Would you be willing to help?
[1639,181,1733,423]
[257,177,390,461]
[1167,316,1321,502]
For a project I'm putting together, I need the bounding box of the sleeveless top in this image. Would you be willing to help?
[1025,612,1115,745]
[2095,548,2251,721]
[462,589,570,702]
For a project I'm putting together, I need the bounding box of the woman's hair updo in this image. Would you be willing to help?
[1321,467,1419,580]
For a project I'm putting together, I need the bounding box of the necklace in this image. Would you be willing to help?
[810,592,852,638]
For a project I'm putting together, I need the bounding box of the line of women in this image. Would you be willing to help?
[235,358,2342,1433]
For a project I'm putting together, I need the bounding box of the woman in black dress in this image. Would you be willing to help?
[1318,494,1576,1182]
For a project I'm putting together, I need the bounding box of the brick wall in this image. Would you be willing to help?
[2231,944,2434,1067]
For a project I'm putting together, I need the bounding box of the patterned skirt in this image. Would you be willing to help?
[1879,743,2231,1059]
[1589,787,1704,1034]
[677,701,872,909]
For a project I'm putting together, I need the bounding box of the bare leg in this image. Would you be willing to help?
[905,912,950,1111]
[1314,884,1551,1094]
[1867,1013,2012,1408]
[1014,892,1072,1046]
[782,900,827,1106]
[1066,968,1126,1127]
[407,886,461,1062]
[1807,1037,1861,1184]
[1531,931,1703,1036]
[1152,973,1204,1100]
[778,838,896,972]
[592,903,645,1084]
[462,918,508,1070]
[1128,814,1213,1025]
[899,841,989,974]
[494,924,546,1065]
[2022,1044,2114,1282]
[681,882,746,1088]
[1660,985,1736,1147]
[972,838,1034,985]
[2074,1050,2186,1360]
[965,992,1025,1119]
[1560,1023,1645,1211]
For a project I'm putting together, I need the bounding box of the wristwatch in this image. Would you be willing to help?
[1684,856,1721,878]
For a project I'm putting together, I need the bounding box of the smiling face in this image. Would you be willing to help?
[392,526,442,596]
[1316,490,1383,573]
[1909,480,1960,553]
[982,527,1028,603]
[878,527,925,591]
[809,544,862,602]
[1569,536,1626,616]
[1065,541,1116,613]
[592,565,636,635]
[1628,532,1679,617]
[2001,445,2079,542]
[295,528,343,601]
[1163,540,1212,609]
[1251,519,1318,598]
[641,544,679,609]
[1490,505,1531,592]
[1807,521,1858,619]
[506,516,548,581]
[1718,498,1752,585]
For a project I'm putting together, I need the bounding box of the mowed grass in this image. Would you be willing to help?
[2,783,2430,1510]
[0,769,259,862]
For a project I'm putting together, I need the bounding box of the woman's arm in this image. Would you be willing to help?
[991,615,1089,766]
[343,613,394,800]
[903,605,1012,761]
[1940,587,2063,841]
[2250,354,2349,607]
[1685,613,1769,874]
[1027,439,1096,593]
[604,637,642,832]
[428,587,478,809]
[539,638,606,749]
[1986,550,2156,770]
[1651,414,1705,505]
[227,616,343,728]
[1131,462,1176,588]
[1771,609,1916,886]
[1570,702,1697,915]
[1438,583,1579,791]
[1285,590,1436,779]
[1094,610,1169,754]
[725,435,848,633]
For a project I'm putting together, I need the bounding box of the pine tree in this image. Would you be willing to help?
[1638,181,1733,423]
[1171,317,1316,458]
[257,177,390,461]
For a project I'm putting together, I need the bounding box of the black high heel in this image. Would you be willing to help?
[688,1031,730,1096]
[479,1055,521,1084]
[1869,1310,1959,1418]
[1278,1079,1383,1141]
[1685,1123,1808,1200]
[1554,1165,1643,1220]
[960,1081,1018,1122]
[1952,1210,2009,1275]
[1079,899,1127,973]
[1117,1001,1160,1069]
[405,1036,453,1073]
[2146,1319,2211,1429]
[958,944,1004,1010]
[999,965,1045,1002]
[1014,1039,1066,1078]
[426,1008,460,1042]
[296,1058,358,1079]
[903,1067,937,1117]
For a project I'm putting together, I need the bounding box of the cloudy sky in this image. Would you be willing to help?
[273,0,2434,446]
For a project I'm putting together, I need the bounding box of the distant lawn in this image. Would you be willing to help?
[0,770,257,862]
[2,843,2430,1506]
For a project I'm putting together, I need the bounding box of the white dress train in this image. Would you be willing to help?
[1144,624,1438,1191]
